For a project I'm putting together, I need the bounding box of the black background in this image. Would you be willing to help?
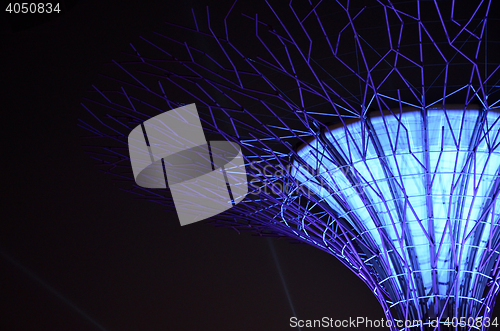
[1,1,498,330]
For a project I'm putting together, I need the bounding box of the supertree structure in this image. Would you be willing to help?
[79,1,500,330]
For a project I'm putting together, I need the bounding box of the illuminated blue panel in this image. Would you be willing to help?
[293,108,500,320]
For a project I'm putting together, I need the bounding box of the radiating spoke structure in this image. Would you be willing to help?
[79,1,500,329]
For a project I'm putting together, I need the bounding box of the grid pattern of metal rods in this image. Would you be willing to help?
[79,1,500,330]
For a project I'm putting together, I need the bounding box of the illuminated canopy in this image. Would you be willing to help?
[80,1,500,329]
[293,107,500,323]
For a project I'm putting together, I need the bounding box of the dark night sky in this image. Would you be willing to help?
[1,1,499,331]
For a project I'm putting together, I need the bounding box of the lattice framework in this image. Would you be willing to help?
[80,1,500,329]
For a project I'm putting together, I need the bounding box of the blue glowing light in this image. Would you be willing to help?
[294,107,500,321]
